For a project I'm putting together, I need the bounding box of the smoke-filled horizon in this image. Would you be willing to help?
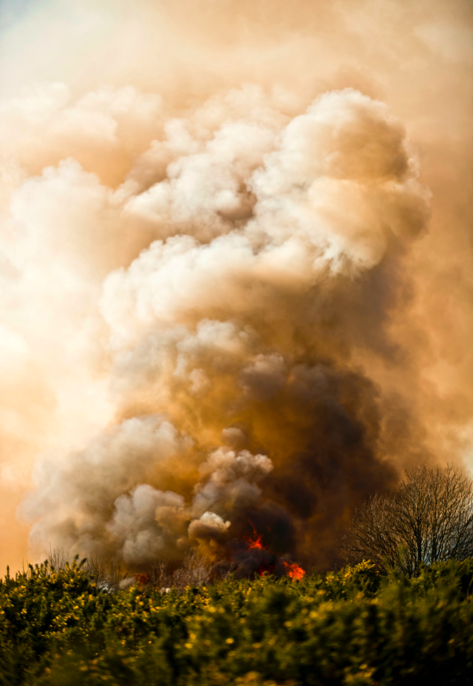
[0,0,472,572]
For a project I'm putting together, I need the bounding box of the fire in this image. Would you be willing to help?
[243,520,305,580]
[247,534,264,550]
[282,561,306,581]
[245,520,265,550]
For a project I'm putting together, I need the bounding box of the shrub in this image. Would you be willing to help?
[1,558,472,684]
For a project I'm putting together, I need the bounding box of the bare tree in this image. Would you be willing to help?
[342,464,473,575]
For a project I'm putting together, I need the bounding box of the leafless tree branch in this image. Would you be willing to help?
[341,464,473,575]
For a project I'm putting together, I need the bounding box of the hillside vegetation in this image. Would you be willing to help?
[0,558,472,685]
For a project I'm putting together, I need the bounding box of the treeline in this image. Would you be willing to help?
[1,557,472,685]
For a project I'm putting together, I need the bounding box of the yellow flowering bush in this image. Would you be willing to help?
[0,558,472,685]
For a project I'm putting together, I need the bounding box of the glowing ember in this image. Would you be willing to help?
[283,561,306,580]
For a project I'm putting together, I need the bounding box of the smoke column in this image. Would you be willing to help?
[0,0,471,571]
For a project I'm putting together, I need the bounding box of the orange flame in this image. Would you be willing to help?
[247,533,264,550]
[282,561,306,580]
[245,520,265,550]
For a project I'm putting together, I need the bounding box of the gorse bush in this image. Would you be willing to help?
[44,548,235,592]
[0,558,472,685]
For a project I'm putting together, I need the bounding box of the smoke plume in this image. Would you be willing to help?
[0,0,471,572]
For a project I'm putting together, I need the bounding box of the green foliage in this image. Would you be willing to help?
[1,558,472,685]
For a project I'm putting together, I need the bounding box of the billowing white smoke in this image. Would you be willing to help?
[23,411,272,564]
[2,83,430,566]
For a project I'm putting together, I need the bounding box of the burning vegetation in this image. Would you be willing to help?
[239,521,306,580]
